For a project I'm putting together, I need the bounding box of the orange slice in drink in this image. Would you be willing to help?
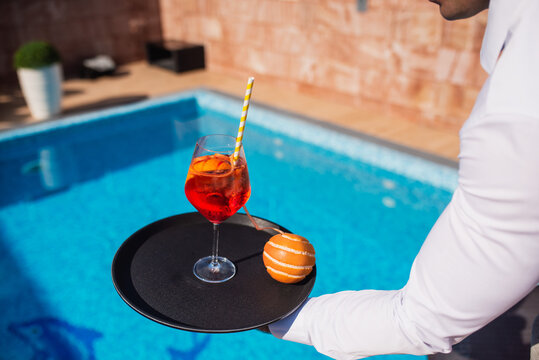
[192,154,232,175]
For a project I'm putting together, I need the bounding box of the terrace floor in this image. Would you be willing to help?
[0,61,460,161]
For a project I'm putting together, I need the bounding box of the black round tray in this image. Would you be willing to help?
[112,212,316,333]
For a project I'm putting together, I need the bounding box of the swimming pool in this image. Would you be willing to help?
[0,89,457,359]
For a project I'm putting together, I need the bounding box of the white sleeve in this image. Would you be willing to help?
[268,114,539,360]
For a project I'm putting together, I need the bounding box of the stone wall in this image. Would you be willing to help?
[0,0,162,83]
[160,0,488,130]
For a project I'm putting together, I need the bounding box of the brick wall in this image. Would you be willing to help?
[0,0,162,83]
[160,0,488,130]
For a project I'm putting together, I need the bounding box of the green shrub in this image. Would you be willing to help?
[13,41,61,69]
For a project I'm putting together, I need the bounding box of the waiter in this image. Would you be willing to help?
[269,0,539,358]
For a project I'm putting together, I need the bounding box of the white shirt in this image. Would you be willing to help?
[269,0,539,358]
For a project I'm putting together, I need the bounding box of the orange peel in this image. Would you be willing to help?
[243,206,316,284]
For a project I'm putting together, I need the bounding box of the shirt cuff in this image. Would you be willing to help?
[269,297,313,345]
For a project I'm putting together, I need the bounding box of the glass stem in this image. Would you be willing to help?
[211,223,220,266]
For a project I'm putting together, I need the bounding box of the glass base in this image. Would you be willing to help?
[193,256,236,283]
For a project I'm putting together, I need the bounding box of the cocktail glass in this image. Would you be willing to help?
[184,134,251,283]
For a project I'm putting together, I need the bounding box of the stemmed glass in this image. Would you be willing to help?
[184,134,251,283]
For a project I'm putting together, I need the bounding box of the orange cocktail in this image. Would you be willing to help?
[184,134,250,283]
[185,154,250,224]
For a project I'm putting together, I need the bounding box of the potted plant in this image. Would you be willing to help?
[14,41,62,120]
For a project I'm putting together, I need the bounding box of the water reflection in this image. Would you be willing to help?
[173,115,199,148]
[21,146,77,192]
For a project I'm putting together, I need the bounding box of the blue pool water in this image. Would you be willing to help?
[0,89,457,359]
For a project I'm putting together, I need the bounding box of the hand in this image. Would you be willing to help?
[256,324,271,334]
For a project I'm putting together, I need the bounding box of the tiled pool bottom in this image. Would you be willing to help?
[0,89,456,359]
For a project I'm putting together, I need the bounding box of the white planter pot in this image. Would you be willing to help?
[17,63,63,120]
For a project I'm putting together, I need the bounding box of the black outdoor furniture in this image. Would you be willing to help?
[145,41,205,73]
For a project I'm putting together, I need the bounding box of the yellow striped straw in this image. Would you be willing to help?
[232,77,255,166]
